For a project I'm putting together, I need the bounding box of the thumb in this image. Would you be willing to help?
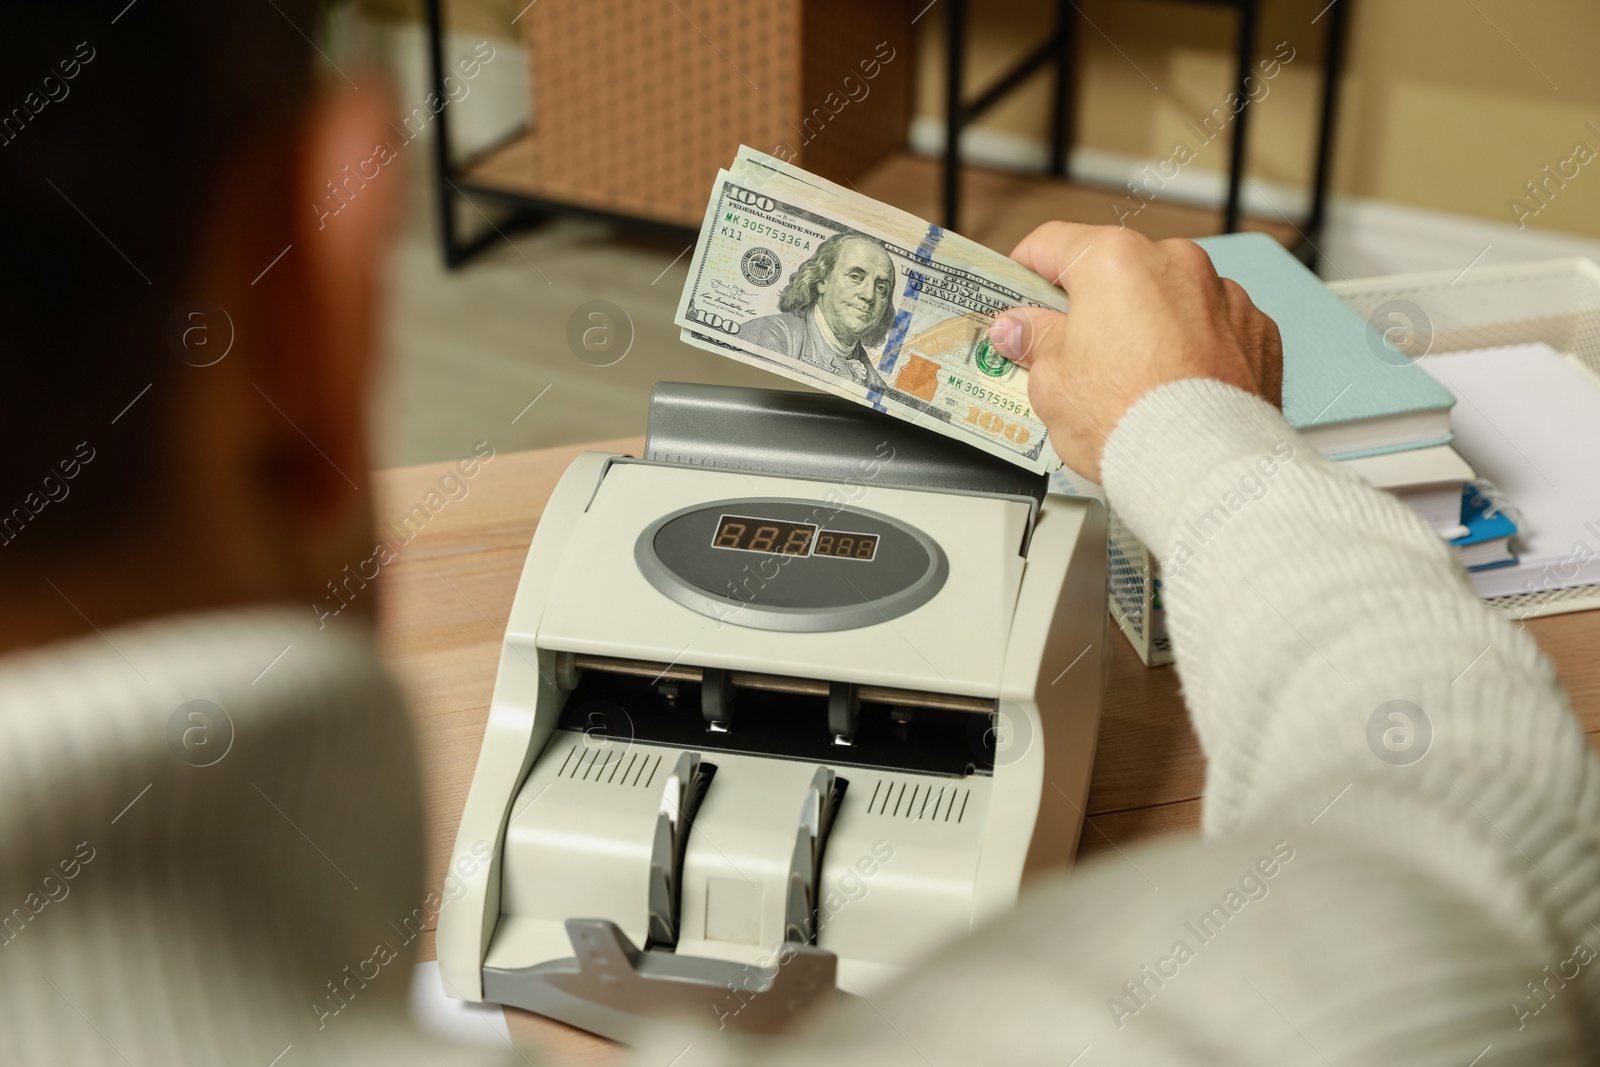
[987,307,1068,370]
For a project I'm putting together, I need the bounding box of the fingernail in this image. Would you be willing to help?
[988,316,1021,358]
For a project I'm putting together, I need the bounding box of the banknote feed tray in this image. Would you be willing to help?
[436,382,1108,1043]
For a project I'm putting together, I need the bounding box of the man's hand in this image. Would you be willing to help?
[986,223,1283,482]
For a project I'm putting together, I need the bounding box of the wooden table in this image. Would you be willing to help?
[375,440,1600,1062]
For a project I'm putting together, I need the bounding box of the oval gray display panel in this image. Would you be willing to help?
[634,498,949,632]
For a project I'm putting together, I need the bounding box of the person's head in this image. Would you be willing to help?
[2,3,397,651]
[778,233,896,350]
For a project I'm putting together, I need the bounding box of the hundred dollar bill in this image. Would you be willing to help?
[674,150,1069,473]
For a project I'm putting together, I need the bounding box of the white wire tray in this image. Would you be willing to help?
[1091,257,1600,667]
[1330,257,1600,626]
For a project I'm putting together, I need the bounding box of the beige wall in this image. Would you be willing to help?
[918,0,1600,237]
[360,0,1600,237]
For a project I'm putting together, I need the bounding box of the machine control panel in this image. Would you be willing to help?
[634,497,948,633]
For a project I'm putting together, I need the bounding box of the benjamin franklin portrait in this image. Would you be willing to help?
[740,233,897,392]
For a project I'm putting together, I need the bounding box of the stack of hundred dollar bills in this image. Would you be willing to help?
[675,146,1068,474]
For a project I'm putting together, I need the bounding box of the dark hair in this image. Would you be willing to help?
[776,232,897,349]
[0,2,320,559]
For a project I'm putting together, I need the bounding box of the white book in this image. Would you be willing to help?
[1300,408,1456,460]
[1420,343,1600,598]
[1338,445,1474,537]
[1457,537,1517,569]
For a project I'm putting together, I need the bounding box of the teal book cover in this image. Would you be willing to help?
[1195,233,1456,457]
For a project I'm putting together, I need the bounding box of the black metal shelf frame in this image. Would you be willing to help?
[942,0,1349,266]
[427,0,1348,270]
[423,0,698,269]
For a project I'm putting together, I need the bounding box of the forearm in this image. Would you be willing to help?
[1101,378,1599,878]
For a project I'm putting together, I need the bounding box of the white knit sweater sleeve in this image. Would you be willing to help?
[648,378,1600,1066]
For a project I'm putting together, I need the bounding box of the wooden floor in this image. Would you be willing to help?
[852,152,1300,254]
[463,137,1299,254]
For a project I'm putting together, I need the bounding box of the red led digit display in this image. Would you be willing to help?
[710,515,816,555]
[812,530,878,561]
[709,515,879,561]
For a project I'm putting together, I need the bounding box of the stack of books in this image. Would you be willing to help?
[1196,234,1517,572]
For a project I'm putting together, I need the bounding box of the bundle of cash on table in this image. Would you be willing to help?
[674,146,1068,474]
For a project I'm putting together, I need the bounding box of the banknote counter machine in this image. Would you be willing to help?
[436,382,1109,1042]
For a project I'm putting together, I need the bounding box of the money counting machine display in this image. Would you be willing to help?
[436,382,1109,1041]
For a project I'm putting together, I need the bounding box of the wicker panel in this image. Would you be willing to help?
[520,0,801,226]
[795,0,914,185]
[516,0,911,227]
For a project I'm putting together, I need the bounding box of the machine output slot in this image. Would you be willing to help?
[556,662,996,778]
[563,653,996,715]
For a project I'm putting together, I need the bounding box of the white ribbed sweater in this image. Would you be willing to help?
[0,609,508,1065]
[5,380,1598,1065]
